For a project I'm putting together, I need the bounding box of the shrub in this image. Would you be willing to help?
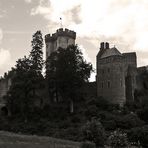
[81,118,106,146]
[107,129,129,147]
[116,113,144,129]
[102,120,116,130]
[137,107,148,122]
[128,125,148,147]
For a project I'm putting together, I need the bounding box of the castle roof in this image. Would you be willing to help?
[100,47,122,58]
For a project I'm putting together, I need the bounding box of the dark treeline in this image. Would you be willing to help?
[1,30,148,148]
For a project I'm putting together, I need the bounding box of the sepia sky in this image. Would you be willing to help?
[0,0,148,80]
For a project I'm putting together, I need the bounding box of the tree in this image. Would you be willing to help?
[30,30,44,74]
[6,56,33,118]
[6,30,44,118]
[29,30,44,104]
[46,45,93,113]
[29,30,44,98]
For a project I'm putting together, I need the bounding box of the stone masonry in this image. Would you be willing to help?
[96,42,137,106]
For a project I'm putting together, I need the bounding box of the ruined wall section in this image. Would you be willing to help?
[136,66,148,91]
[122,52,137,103]
[125,66,137,103]
[122,52,137,75]
[0,78,11,105]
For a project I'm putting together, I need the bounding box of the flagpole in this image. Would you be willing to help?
[60,17,63,28]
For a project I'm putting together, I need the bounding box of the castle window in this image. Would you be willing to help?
[101,82,104,88]
[102,69,105,74]
[107,81,111,88]
[120,67,122,72]
[108,68,110,73]
[120,79,123,87]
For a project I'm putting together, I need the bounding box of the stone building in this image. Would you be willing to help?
[96,42,137,106]
[45,28,76,58]
[0,28,147,109]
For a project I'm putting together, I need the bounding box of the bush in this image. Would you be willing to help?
[81,118,106,146]
[137,107,148,122]
[128,125,148,147]
[102,120,116,130]
[116,113,144,129]
[107,129,129,147]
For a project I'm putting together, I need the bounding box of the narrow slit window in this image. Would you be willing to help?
[101,82,104,88]
[120,79,123,87]
[107,81,110,88]
[108,68,110,73]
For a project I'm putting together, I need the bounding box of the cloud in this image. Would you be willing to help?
[78,44,96,82]
[0,29,14,76]
[31,5,51,16]
[0,29,3,43]
[31,0,51,16]
[63,5,82,25]
[79,45,91,63]
[1,0,148,72]
[0,49,11,66]
[24,0,32,3]
[0,48,14,76]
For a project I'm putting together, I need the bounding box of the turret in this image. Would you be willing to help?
[45,28,76,59]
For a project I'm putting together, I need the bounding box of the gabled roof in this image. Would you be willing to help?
[100,47,122,58]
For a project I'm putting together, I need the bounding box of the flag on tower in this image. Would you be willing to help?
[60,17,62,28]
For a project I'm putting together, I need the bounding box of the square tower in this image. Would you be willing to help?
[96,42,137,106]
[45,28,76,59]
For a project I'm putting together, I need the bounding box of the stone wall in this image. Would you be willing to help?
[0,78,11,104]
[45,28,76,59]
[97,56,126,105]
[96,42,137,106]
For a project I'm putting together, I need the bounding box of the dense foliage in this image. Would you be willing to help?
[81,118,106,146]
[107,129,129,147]
[5,31,44,119]
[46,45,93,113]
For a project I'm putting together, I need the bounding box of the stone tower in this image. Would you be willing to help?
[45,28,76,59]
[96,42,137,106]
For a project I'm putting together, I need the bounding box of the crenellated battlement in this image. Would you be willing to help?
[45,28,76,43]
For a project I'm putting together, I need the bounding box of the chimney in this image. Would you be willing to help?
[105,42,109,49]
[100,42,105,50]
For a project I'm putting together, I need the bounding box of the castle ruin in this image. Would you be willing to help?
[96,42,137,106]
[0,28,147,109]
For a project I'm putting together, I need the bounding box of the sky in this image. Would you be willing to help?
[0,0,148,81]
